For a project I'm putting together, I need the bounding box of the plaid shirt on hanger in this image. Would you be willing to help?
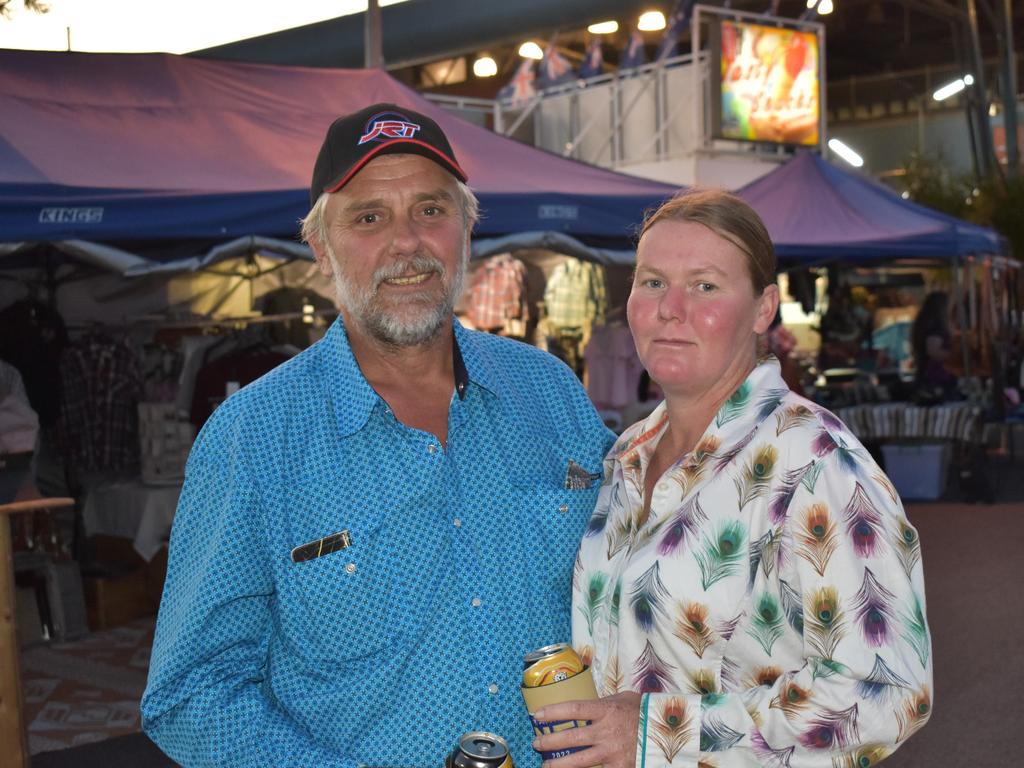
[59,334,142,472]
[544,258,607,329]
[467,254,529,331]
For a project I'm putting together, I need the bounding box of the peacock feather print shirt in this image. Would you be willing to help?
[572,358,933,768]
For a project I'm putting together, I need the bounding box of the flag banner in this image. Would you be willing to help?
[578,37,604,79]
[656,0,696,61]
[619,29,647,71]
[498,58,537,106]
[540,44,574,88]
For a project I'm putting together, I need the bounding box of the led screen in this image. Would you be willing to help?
[716,20,820,146]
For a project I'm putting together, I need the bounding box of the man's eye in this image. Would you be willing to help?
[421,205,441,216]
[697,282,717,292]
[359,213,380,225]
[643,278,664,289]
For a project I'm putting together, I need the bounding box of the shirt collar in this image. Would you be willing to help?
[615,357,789,472]
[321,315,487,438]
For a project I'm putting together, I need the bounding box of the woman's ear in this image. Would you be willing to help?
[753,283,781,335]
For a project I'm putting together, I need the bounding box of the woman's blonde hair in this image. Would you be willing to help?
[639,188,776,294]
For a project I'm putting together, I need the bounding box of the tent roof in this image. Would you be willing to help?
[0,49,677,246]
[737,151,1003,262]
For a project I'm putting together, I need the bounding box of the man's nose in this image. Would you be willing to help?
[389,213,421,254]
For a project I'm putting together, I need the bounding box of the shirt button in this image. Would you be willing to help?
[558,504,569,513]
[345,563,356,574]
[471,597,482,607]
[657,482,668,492]
[487,683,499,694]
[453,518,462,528]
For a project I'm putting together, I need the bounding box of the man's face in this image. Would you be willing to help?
[313,153,471,348]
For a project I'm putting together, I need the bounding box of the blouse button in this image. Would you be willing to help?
[453,518,462,528]
[558,504,569,513]
[344,563,356,574]
[487,683,499,694]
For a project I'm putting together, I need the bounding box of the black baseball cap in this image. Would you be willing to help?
[309,102,468,205]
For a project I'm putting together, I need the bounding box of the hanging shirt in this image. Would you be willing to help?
[0,359,38,454]
[544,258,607,329]
[573,358,933,768]
[467,254,530,331]
[142,316,615,768]
[59,334,142,472]
[584,323,645,411]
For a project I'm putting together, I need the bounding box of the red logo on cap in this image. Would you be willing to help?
[358,118,421,145]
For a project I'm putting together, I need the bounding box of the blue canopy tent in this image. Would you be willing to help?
[0,50,679,272]
[737,151,1004,264]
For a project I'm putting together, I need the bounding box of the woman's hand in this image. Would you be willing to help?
[531,691,642,768]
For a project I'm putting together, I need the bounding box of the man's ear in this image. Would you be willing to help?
[753,283,781,335]
[309,238,334,278]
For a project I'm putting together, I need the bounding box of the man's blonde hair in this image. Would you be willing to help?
[300,179,480,248]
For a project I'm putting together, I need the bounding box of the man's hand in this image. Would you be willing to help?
[531,691,642,768]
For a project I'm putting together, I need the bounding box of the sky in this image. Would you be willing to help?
[0,0,408,54]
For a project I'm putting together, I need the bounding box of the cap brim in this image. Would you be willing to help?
[323,139,468,196]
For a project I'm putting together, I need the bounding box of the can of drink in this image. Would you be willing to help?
[522,643,585,688]
[444,732,514,768]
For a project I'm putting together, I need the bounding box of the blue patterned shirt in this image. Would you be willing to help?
[141,317,615,767]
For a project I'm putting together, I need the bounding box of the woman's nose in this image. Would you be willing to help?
[658,287,688,322]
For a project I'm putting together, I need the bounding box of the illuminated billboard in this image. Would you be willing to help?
[713,19,821,146]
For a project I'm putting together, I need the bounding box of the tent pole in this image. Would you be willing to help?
[365,0,383,69]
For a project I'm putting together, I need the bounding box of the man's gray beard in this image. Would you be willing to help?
[330,247,467,348]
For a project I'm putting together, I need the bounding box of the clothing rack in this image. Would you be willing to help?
[129,308,338,331]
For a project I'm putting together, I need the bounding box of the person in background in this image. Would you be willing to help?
[0,358,40,502]
[911,290,958,402]
[142,103,614,767]
[534,189,932,767]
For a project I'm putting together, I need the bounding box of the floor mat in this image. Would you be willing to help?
[20,617,154,755]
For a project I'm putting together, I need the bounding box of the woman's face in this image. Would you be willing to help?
[628,219,778,399]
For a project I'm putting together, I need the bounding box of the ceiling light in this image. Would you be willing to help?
[963,74,975,85]
[587,21,619,35]
[932,77,969,101]
[638,11,666,32]
[817,0,834,13]
[828,138,864,167]
[518,41,543,60]
[473,56,497,78]
[806,0,818,7]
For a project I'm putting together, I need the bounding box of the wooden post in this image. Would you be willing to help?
[0,497,75,768]
[0,510,29,768]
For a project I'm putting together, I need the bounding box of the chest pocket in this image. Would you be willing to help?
[285,510,451,664]
[516,484,601,620]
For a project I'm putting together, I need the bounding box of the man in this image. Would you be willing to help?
[141,103,615,767]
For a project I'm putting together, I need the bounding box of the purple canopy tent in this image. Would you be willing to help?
[0,49,678,267]
[737,151,1003,263]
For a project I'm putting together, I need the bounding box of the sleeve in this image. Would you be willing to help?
[637,447,933,767]
[140,412,359,768]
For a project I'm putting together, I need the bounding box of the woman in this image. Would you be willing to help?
[533,190,932,767]
[911,290,957,402]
